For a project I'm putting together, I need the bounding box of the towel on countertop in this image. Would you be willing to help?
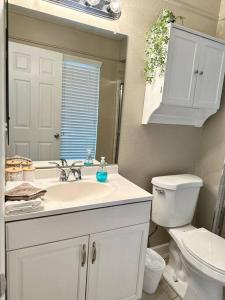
[5,183,46,202]
[5,198,44,215]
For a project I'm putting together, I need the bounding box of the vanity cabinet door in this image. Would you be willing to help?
[86,223,149,300]
[7,236,88,300]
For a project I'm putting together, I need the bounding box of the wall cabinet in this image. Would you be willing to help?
[142,24,225,126]
[6,202,150,300]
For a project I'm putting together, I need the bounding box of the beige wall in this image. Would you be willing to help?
[195,0,225,232]
[8,0,222,246]
[8,11,126,163]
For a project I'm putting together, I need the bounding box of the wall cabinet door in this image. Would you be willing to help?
[7,236,88,300]
[142,24,225,126]
[193,39,225,109]
[86,224,148,300]
[163,28,200,107]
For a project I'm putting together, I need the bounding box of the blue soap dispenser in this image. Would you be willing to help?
[96,157,108,183]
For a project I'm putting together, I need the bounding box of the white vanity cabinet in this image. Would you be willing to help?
[6,202,150,300]
[142,24,225,126]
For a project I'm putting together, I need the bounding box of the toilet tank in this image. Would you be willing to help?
[151,174,203,228]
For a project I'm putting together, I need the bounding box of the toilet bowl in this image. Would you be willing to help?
[166,226,225,300]
[151,174,225,300]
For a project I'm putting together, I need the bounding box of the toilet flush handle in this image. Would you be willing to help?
[155,188,165,195]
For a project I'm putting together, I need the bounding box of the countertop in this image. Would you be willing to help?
[5,171,152,222]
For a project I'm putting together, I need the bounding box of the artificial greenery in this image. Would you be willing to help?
[144,9,184,84]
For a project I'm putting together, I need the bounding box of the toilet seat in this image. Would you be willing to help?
[168,226,225,284]
[180,228,225,281]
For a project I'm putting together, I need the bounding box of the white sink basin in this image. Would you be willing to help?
[45,181,112,202]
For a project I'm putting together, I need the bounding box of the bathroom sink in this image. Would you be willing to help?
[45,181,112,202]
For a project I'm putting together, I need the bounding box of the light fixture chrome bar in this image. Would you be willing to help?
[43,0,121,20]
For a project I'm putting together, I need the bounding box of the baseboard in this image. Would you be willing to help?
[151,243,169,260]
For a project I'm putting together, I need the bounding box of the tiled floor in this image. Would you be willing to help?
[141,277,225,300]
[141,278,181,300]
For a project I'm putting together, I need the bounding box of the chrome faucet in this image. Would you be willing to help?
[49,159,83,182]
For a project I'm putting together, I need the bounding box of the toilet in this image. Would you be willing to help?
[151,174,225,300]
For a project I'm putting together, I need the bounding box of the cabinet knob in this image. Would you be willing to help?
[194,70,199,74]
[199,71,204,75]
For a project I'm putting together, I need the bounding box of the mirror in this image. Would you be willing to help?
[7,7,127,165]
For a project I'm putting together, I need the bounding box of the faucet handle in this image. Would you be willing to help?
[49,159,68,168]
[48,161,62,168]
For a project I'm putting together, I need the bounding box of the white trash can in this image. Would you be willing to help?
[143,248,166,294]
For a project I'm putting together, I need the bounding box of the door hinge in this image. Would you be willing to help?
[0,274,6,297]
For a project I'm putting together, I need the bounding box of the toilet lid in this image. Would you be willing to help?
[181,228,225,275]
[152,174,203,190]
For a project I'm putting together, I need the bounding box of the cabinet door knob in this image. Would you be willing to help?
[92,242,97,264]
[194,70,199,74]
[81,244,87,267]
[199,71,204,75]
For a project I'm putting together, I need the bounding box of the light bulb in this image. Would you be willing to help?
[109,0,121,14]
[85,0,101,6]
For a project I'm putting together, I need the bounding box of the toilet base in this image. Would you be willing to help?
[164,239,224,300]
[163,265,187,298]
[163,239,187,298]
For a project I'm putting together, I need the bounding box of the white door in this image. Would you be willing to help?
[8,42,62,161]
[163,28,200,107]
[86,224,149,300]
[193,39,225,109]
[0,1,6,299]
[7,236,88,300]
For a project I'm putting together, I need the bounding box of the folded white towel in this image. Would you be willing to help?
[5,198,44,215]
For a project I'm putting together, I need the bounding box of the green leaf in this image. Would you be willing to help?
[144,9,183,83]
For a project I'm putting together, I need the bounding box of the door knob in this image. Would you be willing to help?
[199,71,204,75]
[194,70,199,74]
[54,133,60,139]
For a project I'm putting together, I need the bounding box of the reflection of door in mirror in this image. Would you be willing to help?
[8,43,101,162]
[8,42,62,161]
[7,10,127,164]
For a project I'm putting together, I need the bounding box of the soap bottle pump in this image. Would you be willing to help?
[84,149,94,166]
[96,157,108,183]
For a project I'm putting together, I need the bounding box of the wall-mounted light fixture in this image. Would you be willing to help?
[43,0,122,20]
[107,0,121,15]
